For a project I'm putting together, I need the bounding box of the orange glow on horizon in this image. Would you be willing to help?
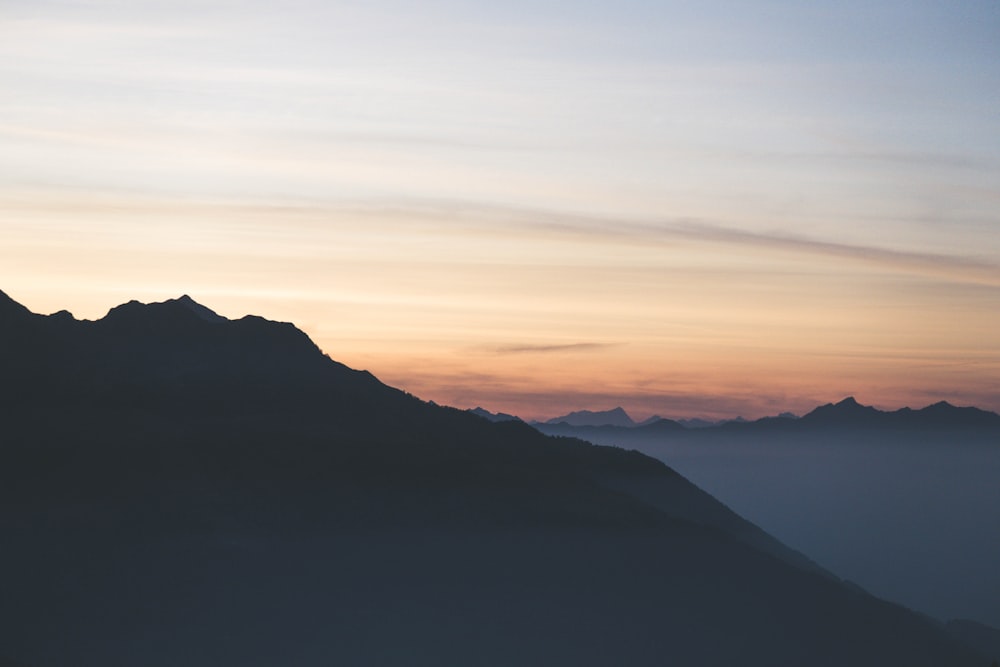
[2,192,998,422]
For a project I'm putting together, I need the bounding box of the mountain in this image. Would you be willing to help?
[0,290,989,667]
[536,415,687,440]
[723,396,1000,432]
[543,406,636,427]
[947,620,1000,664]
[468,406,522,422]
[679,415,756,428]
[678,417,721,429]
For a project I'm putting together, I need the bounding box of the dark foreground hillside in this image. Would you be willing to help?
[0,291,988,666]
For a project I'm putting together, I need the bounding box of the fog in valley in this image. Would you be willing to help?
[567,426,1000,628]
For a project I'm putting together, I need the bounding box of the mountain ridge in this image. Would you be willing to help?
[529,396,1000,436]
[0,290,989,667]
[543,406,636,427]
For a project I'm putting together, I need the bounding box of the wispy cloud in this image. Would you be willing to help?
[494,342,619,355]
[666,220,1000,286]
[341,198,1000,287]
[8,185,998,287]
[6,185,999,287]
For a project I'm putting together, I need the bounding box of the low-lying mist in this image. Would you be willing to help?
[580,428,1000,627]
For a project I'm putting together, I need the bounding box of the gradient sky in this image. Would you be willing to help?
[2,0,999,420]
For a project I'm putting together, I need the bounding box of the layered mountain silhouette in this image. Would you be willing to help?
[537,414,688,439]
[0,291,991,666]
[788,396,1000,430]
[533,396,1000,441]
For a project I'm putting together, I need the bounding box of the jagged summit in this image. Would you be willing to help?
[824,396,866,411]
[173,294,228,323]
[801,396,881,422]
[102,294,228,326]
[759,397,1000,430]
[0,290,383,411]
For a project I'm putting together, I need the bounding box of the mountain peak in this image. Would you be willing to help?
[545,406,635,427]
[0,291,383,411]
[102,295,227,326]
[801,396,881,424]
[169,295,227,323]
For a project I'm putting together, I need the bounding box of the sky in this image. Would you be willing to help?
[2,0,999,420]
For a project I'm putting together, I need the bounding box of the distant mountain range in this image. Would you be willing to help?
[0,290,993,667]
[790,396,1000,430]
[501,396,1000,439]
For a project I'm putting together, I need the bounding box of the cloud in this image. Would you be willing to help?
[666,220,1000,286]
[9,186,1000,288]
[493,342,619,354]
[342,197,1000,287]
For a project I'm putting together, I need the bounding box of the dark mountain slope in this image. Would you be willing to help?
[0,291,987,667]
[948,620,1000,663]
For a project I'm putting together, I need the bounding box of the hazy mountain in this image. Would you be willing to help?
[468,406,522,422]
[537,415,687,439]
[636,414,665,426]
[543,406,635,427]
[0,291,989,667]
[538,397,1000,439]
[720,396,1000,432]
[677,417,721,429]
[679,415,759,428]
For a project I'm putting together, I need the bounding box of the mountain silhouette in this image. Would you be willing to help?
[794,396,884,426]
[543,406,636,427]
[637,414,665,426]
[538,415,687,440]
[0,290,990,667]
[532,395,1000,448]
[751,396,1000,431]
[468,406,522,422]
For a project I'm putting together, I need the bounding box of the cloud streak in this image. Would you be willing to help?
[345,198,1000,287]
[493,342,619,355]
[666,219,1000,287]
[6,185,999,288]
